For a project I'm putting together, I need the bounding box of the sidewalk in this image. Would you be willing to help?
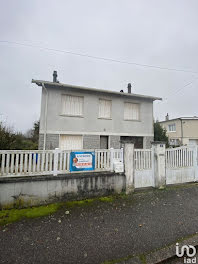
[1,183,198,264]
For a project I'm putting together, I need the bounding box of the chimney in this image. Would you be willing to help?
[53,71,58,82]
[165,113,169,121]
[127,83,131,93]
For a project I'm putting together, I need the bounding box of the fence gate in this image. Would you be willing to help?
[134,149,154,188]
[166,146,197,184]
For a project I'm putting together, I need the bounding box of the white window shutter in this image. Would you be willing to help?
[99,99,112,119]
[124,103,139,120]
[60,135,82,150]
[61,95,83,116]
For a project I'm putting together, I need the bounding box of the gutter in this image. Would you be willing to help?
[32,79,162,101]
[42,83,48,150]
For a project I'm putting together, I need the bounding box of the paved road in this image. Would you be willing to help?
[1,184,198,264]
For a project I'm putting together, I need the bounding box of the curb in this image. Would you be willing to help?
[114,233,198,264]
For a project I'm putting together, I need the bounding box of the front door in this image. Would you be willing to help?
[100,136,109,149]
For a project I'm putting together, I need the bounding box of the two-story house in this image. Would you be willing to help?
[32,71,161,150]
[159,114,198,146]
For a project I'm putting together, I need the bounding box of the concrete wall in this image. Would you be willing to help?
[143,136,153,148]
[160,119,198,145]
[83,135,100,149]
[39,85,154,149]
[39,134,122,150]
[160,119,182,139]
[0,172,126,209]
[110,136,121,149]
[39,134,59,150]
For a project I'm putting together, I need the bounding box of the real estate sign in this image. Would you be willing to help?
[70,151,95,172]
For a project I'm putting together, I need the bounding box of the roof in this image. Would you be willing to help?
[32,79,162,101]
[159,117,198,123]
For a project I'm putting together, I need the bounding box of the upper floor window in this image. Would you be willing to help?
[168,124,176,132]
[61,95,83,116]
[98,99,112,119]
[124,103,140,120]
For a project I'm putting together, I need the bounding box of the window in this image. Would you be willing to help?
[170,138,179,146]
[98,99,112,119]
[124,103,140,120]
[60,135,82,150]
[61,95,83,116]
[168,124,176,132]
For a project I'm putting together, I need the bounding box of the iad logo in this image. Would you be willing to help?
[176,243,197,263]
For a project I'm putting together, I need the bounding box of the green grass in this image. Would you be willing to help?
[0,194,126,226]
[0,203,62,226]
[66,198,94,207]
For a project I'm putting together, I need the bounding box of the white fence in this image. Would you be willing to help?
[0,148,123,177]
[133,145,198,188]
[166,146,197,184]
[134,149,154,188]
[1,145,198,189]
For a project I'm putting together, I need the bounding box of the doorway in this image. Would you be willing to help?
[100,136,109,149]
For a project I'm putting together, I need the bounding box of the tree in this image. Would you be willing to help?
[0,122,15,150]
[0,120,39,150]
[31,121,39,144]
[154,122,169,147]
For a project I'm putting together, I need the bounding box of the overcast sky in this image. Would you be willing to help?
[0,0,198,132]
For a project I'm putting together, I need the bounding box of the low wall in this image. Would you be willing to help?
[0,172,126,209]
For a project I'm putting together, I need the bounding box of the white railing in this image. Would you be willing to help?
[0,150,55,177]
[95,148,123,171]
[0,149,70,177]
[95,149,110,170]
[134,149,152,170]
[166,147,194,168]
[0,148,124,177]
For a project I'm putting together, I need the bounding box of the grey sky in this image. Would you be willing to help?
[0,0,198,132]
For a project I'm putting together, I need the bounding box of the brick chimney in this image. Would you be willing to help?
[53,71,58,82]
[127,83,131,93]
[165,113,169,121]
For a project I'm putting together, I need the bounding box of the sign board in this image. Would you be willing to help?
[70,151,95,172]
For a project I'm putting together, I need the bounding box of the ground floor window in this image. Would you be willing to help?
[60,135,83,150]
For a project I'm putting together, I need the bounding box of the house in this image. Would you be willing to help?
[159,114,198,146]
[32,71,161,150]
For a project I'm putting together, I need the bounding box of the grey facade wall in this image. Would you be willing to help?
[0,173,126,209]
[39,85,154,138]
[143,136,153,148]
[83,135,100,149]
[109,135,120,148]
[39,133,59,150]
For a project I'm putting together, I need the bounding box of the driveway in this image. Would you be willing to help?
[1,184,198,264]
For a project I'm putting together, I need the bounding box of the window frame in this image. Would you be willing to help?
[168,123,176,132]
[60,94,84,117]
[98,98,112,120]
[123,102,140,121]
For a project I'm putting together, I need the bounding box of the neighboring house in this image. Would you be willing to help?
[159,114,198,146]
[32,71,161,150]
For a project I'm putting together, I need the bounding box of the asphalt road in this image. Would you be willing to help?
[1,184,198,264]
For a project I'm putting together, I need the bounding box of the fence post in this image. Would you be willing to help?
[110,148,114,171]
[53,148,60,176]
[124,143,134,194]
[193,146,198,181]
[120,148,124,163]
[152,142,166,189]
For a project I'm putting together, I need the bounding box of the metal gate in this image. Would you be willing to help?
[165,146,197,184]
[134,149,154,188]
